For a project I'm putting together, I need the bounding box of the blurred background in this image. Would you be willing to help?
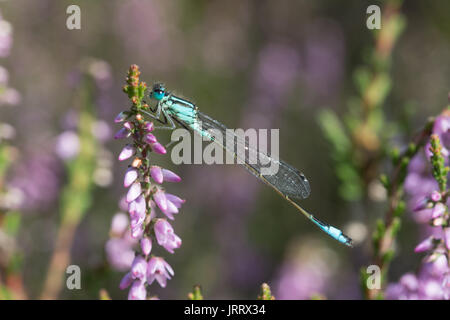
[0,0,449,299]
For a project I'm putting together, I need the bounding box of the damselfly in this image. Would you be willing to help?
[140,83,353,247]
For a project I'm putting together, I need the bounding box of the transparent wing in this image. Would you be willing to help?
[196,111,311,199]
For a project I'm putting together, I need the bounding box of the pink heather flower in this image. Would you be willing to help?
[165,193,185,208]
[0,19,12,58]
[126,182,142,203]
[141,237,152,256]
[118,144,135,161]
[128,280,147,300]
[160,199,179,220]
[444,228,450,250]
[114,127,131,139]
[147,257,174,288]
[144,133,157,144]
[119,272,133,290]
[413,196,429,212]
[110,212,129,236]
[131,224,144,239]
[151,142,166,155]
[399,273,419,292]
[430,191,442,202]
[431,203,445,219]
[105,238,135,271]
[130,256,147,281]
[153,190,167,211]
[124,167,138,187]
[114,111,128,123]
[128,195,146,226]
[154,219,182,253]
[123,121,133,130]
[145,122,154,132]
[414,236,435,253]
[55,131,80,160]
[162,169,181,182]
[150,166,163,184]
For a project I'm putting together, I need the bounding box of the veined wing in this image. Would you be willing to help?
[194,111,311,200]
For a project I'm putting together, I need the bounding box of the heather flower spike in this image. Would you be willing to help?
[387,114,450,300]
[115,65,184,299]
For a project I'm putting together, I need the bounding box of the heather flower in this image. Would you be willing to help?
[128,281,147,300]
[144,133,157,144]
[141,237,152,256]
[124,167,138,187]
[55,131,80,160]
[162,169,181,183]
[151,142,166,155]
[414,236,435,253]
[130,256,147,281]
[147,257,174,288]
[150,166,163,184]
[430,191,442,202]
[119,272,133,290]
[126,182,142,203]
[114,65,185,299]
[154,219,182,253]
[118,144,135,161]
[431,203,445,219]
[115,111,128,123]
[387,119,450,300]
[114,127,130,139]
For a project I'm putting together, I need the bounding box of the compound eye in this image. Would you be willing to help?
[152,89,165,101]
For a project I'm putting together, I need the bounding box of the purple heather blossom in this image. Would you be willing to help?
[130,256,147,281]
[153,189,168,211]
[128,280,147,300]
[154,219,182,253]
[144,122,154,132]
[150,166,163,184]
[124,167,139,187]
[115,111,128,123]
[151,142,166,155]
[141,237,152,256]
[118,144,135,161]
[431,203,445,219]
[126,182,142,203]
[114,127,131,139]
[144,133,157,144]
[147,257,174,288]
[162,169,181,183]
[0,18,12,58]
[430,191,442,202]
[414,236,435,253]
[387,115,450,300]
[55,131,80,160]
[115,65,185,299]
[165,193,185,208]
[105,238,135,272]
[110,212,130,236]
[119,272,133,290]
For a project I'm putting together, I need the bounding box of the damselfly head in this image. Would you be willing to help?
[150,83,165,101]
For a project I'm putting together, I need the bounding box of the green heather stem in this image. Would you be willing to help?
[364,118,434,300]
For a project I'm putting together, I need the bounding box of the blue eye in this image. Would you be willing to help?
[152,90,165,101]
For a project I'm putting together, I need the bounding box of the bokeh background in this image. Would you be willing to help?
[0,0,449,299]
